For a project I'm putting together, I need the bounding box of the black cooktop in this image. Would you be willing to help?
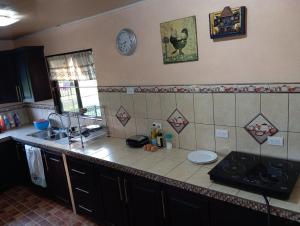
[208,151,300,199]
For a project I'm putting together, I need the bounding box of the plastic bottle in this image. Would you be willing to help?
[8,113,15,128]
[0,115,6,132]
[13,112,21,127]
[3,115,10,130]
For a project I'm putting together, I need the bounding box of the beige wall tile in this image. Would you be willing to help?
[236,127,260,155]
[236,93,260,127]
[261,94,288,131]
[179,123,196,150]
[261,132,287,159]
[124,117,136,138]
[146,93,162,119]
[289,94,300,132]
[120,93,134,116]
[135,118,148,136]
[160,93,176,120]
[194,93,214,124]
[288,132,300,161]
[195,124,215,151]
[213,93,235,126]
[162,121,179,148]
[133,93,147,118]
[215,126,236,155]
[111,116,125,138]
[176,93,194,122]
[106,92,121,116]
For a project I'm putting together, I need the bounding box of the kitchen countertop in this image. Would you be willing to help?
[1,125,300,222]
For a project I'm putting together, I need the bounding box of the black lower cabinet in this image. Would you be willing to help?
[42,149,70,206]
[210,199,300,226]
[0,141,19,191]
[96,166,128,226]
[163,187,210,226]
[126,175,164,226]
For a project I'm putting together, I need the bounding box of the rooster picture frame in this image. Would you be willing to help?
[160,16,198,64]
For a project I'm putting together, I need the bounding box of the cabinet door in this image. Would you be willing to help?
[43,150,70,206]
[126,176,164,226]
[0,51,18,103]
[14,51,33,101]
[163,187,210,226]
[0,141,18,191]
[96,167,127,226]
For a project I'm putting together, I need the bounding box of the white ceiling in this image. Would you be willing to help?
[0,0,142,40]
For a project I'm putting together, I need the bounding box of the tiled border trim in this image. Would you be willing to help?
[24,103,55,110]
[66,150,300,223]
[98,83,300,93]
[0,102,55,113]
[0,103,25,113]
[4,134,300,222]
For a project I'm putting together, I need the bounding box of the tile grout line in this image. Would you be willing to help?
[192,93,197,150]
[235,93,238,152]
[174,93,181,149]
[259,93,262,156]
[212,93,217,153]
[287,93,290,160]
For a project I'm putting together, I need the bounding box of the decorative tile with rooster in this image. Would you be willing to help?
[116,106,131,127]
[245,113,278,144]
[167,109,189,134]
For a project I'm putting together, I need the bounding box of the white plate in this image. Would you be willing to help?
[187,150,218,164]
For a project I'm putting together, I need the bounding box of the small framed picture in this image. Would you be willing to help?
[209,6,246,39]
[160,16,198,64]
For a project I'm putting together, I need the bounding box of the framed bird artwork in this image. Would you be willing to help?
[160,16,198,64]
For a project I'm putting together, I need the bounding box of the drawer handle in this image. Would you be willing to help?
[161,191,166,219]
[75,187,90,194]
[71,169,86,175]
[49,157,60,163]
[117,177,123,201]
[78,205,93,213]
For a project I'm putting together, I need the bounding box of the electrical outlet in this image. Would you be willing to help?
[267,136,284,146]
[126,87,135,94]
[215,129,228,138]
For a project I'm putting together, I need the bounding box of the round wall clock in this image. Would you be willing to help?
[116,28,137,56]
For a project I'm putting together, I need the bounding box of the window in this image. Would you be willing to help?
[47,50,101,118]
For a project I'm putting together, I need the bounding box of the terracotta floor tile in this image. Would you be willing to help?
[0,186,98,226]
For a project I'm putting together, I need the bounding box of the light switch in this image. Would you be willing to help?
[267,136,284,146]
[215,129,229,138]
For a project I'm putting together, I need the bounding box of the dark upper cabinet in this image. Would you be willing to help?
[96,166,128,226]
[14,46,52,102]
[163,186,210,226]
[0,51,18,103]
[42,149,71,206]
[126,175,164,226]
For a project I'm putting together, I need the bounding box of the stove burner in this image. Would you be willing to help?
[222,161,246,178]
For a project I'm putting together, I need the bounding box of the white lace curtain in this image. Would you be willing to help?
[47,50,96,81]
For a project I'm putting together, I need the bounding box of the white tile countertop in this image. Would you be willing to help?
[1,125,300,222]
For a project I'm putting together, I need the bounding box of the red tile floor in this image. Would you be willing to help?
[0,186,100,226]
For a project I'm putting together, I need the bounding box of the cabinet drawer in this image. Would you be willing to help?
[68,157,95,190]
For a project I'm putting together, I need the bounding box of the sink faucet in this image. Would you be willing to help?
[48,112,69,131]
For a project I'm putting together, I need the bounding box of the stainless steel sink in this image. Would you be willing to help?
[28,129,68,141]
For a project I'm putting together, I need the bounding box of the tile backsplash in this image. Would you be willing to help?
[98,83,300,161]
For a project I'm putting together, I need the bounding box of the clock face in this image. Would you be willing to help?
[116,29,137,56]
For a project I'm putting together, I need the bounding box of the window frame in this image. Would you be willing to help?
[46,49,101,119]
